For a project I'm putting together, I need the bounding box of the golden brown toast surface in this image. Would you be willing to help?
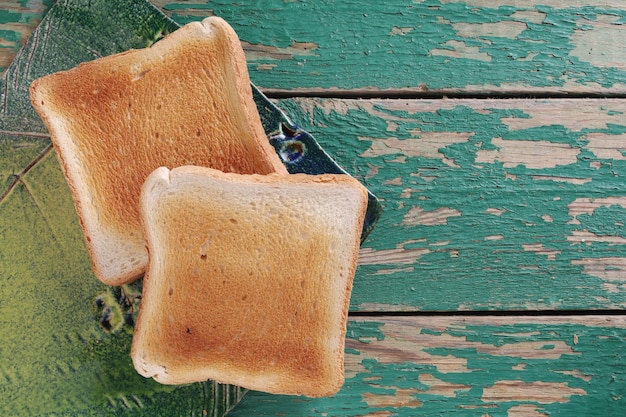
[132,166,368,397]
[30,17,287,285]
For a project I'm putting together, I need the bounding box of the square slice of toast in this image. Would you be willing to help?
[131,166,368,397]
[29,17,287,286]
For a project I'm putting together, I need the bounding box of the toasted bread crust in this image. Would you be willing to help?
[132,166,368,397]
[30,17,287,285]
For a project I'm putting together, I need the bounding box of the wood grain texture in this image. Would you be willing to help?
[6,0,626,94]
[229,316,626,416]
[6,1,625,95]
[152,0,626,95]
[275,98,626,312]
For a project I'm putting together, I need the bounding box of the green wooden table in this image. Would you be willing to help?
[3,1,626,415]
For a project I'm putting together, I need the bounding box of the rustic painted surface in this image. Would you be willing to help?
[276,98,626,312]
[157,0,626,95]
[3,1,626,416]
[230,316,626,416]
[2,1,626,95]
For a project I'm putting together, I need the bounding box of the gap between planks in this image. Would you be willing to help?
[349,309,626,318]
[263,88,626,101]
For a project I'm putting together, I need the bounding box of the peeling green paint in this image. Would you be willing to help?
[276,98,626,311]
[229,318,626,416]
[578,205,626,239]
[151,0,626,93]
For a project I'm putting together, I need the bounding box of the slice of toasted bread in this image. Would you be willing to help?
[131,166,368,397]
[29,17,287,286]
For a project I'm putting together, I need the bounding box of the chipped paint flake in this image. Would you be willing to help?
[522,244,561,261]
[362,388,421,409]
[452,21,528,39]
[399,188,422,199]
[344,352,369,379]
[486,208,507,216]
[556,369,592,382]
[362,344,469,374]
[532,175,592,185]
[570,25,626,70]
[507,404,549,417]
[241,40,318,61]
[345,334,471,374]
[410,130,472,150]
[475,137,579,169]
[383,177,403,186]
[584,133,626,161]
[360,131,471,164]
[430,40,492,62]
[403,206,462,226]
[500,103,624,132]
[358,246,430,266]
[482,381,586,404]
[255,63,277,71]
[360,136,414,158]
[390,26,413,36]
[477,340,575,360]
[510,11,546,25]
[602,283,622,294]
[567,197,626,224]
[571,258,626,282]
[418,374,471,398]
[567,230,626,245]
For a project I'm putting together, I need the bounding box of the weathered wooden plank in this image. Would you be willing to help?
[275,98,626,311]
[229,315,626,416]
[3,1,626,95]
[0,1,52,72]
[153,0,626,95]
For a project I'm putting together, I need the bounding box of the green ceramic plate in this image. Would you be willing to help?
[0,0,380,415]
